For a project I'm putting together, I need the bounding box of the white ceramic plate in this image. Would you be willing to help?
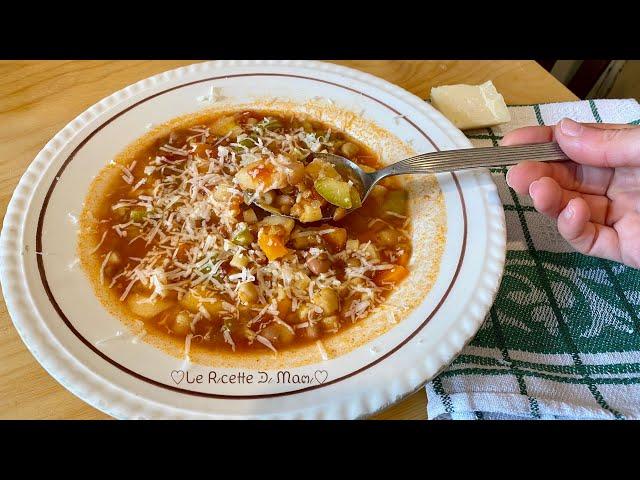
[0,61,505,419]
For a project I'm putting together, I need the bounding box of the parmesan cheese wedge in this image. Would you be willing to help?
[430,80,511,130]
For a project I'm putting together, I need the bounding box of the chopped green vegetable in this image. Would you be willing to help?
[130,209,147,222]
[382,190,408,215]
[349,186,362,209]
[314,178,353,209]
[264,119,282,130]
[239,138,255,148]
[233,228,255,246]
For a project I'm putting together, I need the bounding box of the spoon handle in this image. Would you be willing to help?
[374,142,570,180]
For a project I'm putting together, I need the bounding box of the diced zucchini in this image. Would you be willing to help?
[382,190,408,215]
[314,178,352,209]
[349,186,362,209]
[130,209,147,222]
[263,118,283,130]
[233,228,254,246]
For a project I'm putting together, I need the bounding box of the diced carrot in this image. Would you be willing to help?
[397,250,411,267]
[258,230,290,261]
[374,265,409,286]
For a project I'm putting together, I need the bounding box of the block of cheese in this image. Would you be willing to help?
[430,80,511,130]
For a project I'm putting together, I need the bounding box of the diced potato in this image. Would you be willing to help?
[210,115,243,138]
[300,203,323,223]
[242,208,258,224]
[357,163,377,174]
[314,178,352,208]
[332,207,347,221]
[285,160,305,185]
[126,292,173,319]
[180,288,224,315]
[340,142,359,158]
[173,311,192,336]
[234,160,287,192]
[298,323,320,340]
[374,265,409,286]
[259,215,295,235]
[305,158,341,180]
[290,231,323,250]
[230,252,249,269]
[107,251,122,265]
[322,227,347,252]
[362,242,380,262]
[312,288,339,315]
[292,275,311,294]
[260,322,294,346]
[321,315,340,331]
[237,282,259,305]
[346,239,360,252]
[377,228,400,247]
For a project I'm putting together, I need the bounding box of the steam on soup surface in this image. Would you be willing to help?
[82,110,412,354]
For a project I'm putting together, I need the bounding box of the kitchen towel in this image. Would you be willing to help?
[426,99,640,420]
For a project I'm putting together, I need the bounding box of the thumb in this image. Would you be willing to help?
[554,118,640,168]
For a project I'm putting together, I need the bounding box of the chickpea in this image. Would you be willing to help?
[275,194,295,207]
[238,282,259,305]
[312,288,339,315]
[173,311,192,336]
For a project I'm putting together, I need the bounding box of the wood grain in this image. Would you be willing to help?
[0,60,577,420]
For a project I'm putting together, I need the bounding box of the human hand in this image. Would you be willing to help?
[503,118,640,268]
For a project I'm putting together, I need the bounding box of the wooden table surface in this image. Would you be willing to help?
[0,60,578,420]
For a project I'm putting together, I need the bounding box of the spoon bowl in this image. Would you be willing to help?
[253,143,569,222]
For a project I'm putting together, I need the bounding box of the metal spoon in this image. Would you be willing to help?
[254,142,570,221]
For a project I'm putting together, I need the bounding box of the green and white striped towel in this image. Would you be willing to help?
[426,99,640,420]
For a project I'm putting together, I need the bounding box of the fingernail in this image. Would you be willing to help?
[564,204,574,219]
[529,180,540,197]
[505,167,514,187]
[560,118,583,137]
